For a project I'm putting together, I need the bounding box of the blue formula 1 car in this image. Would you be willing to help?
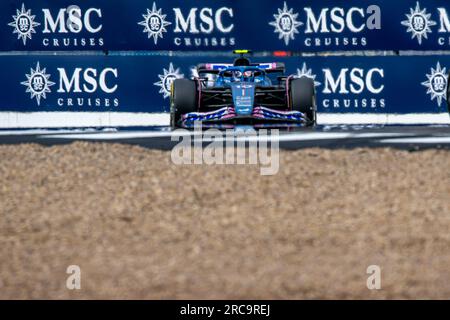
[170,50,316,129]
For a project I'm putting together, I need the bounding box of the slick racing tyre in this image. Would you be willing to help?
[170,79,197,128]
[290,77,316,125]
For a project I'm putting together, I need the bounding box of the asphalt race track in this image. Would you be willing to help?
[0,125,449,150]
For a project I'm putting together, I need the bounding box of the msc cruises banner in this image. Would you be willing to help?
[2,0,450,51]
[0,55,448,117]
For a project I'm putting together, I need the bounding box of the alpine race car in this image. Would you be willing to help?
[170,50,316,129]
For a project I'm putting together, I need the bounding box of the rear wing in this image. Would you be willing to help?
[255,62,285,73]
[196,62,285,75]
[260,63,285,74]
[196,63,228,75]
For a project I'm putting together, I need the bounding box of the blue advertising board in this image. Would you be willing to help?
[1,0,450,51]
[0,54,448,127]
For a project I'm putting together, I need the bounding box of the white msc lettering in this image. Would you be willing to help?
[42,8,102,33]
[323,67,384,94]
[346,8,365,33]
[366,68,384,94]
[438,8,450,33]
[173,7,233,33]
[304,5,381,34]
[57,68,118,93]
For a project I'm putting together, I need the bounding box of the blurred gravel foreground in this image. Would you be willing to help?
[0,142,449,299]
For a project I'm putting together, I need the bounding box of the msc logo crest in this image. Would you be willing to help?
[21,62,55,106]
[8,4,40,45]
[422,62,448,106]
[269,2,302,46]
[154,63,184,98]
[401,2,450,46]
[138,2,171,45]
[401,2,436,45]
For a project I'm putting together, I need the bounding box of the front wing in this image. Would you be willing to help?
[181,106,307,127]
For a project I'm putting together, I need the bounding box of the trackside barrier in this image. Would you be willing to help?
[2,0,450,51]
[0,55,448,128]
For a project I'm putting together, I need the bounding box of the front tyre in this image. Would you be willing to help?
[290,77,316,125]
[170,79,197,129]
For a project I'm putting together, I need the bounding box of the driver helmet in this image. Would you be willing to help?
[233,70,242,81]
[243,70,253,78]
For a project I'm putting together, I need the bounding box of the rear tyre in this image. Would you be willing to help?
[290,77,316,125]
[170,79,197,128]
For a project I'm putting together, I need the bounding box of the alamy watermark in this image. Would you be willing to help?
[66,265,81,290]
[170,122,280,175]
[366,265,381,290]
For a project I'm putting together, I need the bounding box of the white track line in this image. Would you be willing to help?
[44,130,192,140]
[378,137,450,144]
[317,113,450,125]
[43,131,347,141]
[0,128,102,136]
[203,132,415,143]
[0,112,449,128]
[0,112,169,128]
[196,132,353,143]
[42,131,416,142]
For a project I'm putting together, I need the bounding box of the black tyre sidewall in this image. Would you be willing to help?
[170,79,197,128]
[290,77,316,123]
